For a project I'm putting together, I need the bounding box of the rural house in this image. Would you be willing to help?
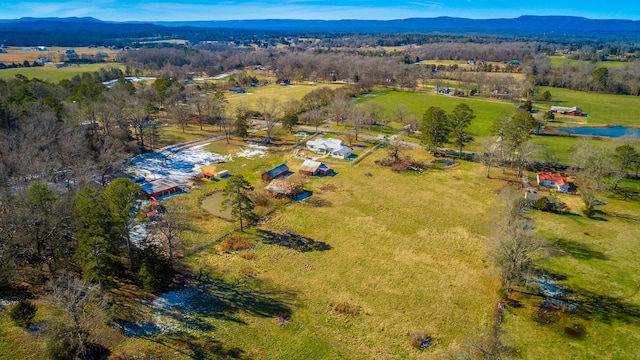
[298,160,332,176]
[536,172,569,192]
[261,164,289,182]
[550,106,583,116]
[306,138,353,159]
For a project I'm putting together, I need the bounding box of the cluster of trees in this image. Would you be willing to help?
[0,60,45,69]
[420,103,476,156]
[524,55,640,95]
[569,140,640,217]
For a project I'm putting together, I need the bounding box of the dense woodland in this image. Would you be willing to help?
[1,26,640,358]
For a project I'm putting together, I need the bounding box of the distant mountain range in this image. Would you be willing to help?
[150,16,640,35]
[1,16,640,46]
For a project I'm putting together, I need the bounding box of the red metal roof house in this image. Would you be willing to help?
[536,172,569,192]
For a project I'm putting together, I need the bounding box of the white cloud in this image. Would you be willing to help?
[408,1,443,8]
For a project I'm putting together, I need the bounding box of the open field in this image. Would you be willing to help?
[361,90,516,138]
[535,86,640,127]
[185,142,640,359]
[548,55,630,69]
[357,89,639,161]
[0,63,126,82]
[161,146,503,359]
[225,83,345,111]
[504,176,640,359]
[1,132,639,358]
[0,46,121,63]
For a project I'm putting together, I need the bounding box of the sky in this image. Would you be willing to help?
[1,0,639,22]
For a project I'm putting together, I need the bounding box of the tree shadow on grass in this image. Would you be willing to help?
[573,288,640,325]
[192,276,296,320]
[152,331,249,359]
[258,230,332,252]
[552,238,608,261]
[610,186,640,202]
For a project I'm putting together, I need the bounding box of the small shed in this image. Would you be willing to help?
[141,179,181,198]
[318,163,332,176]
[217,170,230,178]
[299,160,332,176]
[299,160,322,176]
[261,164,289,182]
[204,172,215,180]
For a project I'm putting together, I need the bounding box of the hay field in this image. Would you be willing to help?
[0,63,126,82]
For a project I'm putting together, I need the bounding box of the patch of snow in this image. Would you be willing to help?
[0,298,18,312]
[235,144,268,159]
[123,144,225,186]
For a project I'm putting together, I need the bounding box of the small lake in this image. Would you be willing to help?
[557,126,640,138]
[201,192,233,220]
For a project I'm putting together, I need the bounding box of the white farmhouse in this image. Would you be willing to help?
[306,137,353,159]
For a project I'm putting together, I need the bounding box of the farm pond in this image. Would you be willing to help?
[201,192,233,220]
[557,126,640,138]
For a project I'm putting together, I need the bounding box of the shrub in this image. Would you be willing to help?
[238,266,256,277]
[10,299,37,329]
[409,331,432,349]
[331,302,360,316]
[532,197,553,212]
[239,251,256,260]
[219,235,254,253]
[46,321,87,360]
[249,190,271,207]
[274,312,291,327]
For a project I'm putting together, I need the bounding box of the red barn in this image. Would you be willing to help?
[141,179,181,198]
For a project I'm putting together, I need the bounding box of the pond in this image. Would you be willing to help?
[201,192,233,220]
[557,126,640,138]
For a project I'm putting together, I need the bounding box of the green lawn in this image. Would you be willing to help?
[0,63,127,82]
[536,86,640,127]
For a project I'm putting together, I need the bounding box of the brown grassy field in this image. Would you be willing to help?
[0,46,120,63]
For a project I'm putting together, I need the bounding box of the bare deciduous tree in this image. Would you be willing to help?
[257,98,282,144]
[489,189,546,292]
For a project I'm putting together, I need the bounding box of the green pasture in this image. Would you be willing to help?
[362,90,517,138]
[536,86,640,127]
[503,179,640,359]
[0,63,126,82]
